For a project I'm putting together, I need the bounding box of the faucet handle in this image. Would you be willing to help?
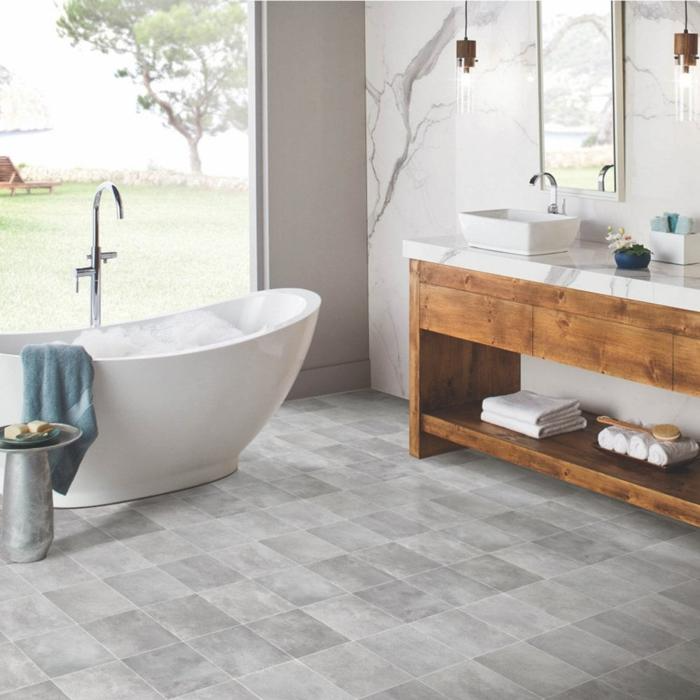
[75,267,93,293]
[100,251,117,264]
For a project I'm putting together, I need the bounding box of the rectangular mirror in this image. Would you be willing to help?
[537,1,624,200]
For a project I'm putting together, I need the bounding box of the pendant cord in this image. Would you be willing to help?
[464,1,468,40]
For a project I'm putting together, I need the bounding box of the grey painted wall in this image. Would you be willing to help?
[262,1,370,398]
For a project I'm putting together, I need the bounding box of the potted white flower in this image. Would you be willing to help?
[606,227,651,270]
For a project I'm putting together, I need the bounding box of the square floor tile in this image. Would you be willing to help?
[536,530,625,565]
[257,566,345,606]
[352,511,427,539]
[453,554,542,592]
[82,609,177,658]
[303,642,410,697]
[200,579,293,624]
[406,566,496,606]
[618,594,700,640]
[509,580,608,622]
[274,475,339,499]
[0,681,69,699]
[54,661,162,700]
[305,594,401,639]
[159,554,243,591]
[307,554,395,592]
[212,542,295,579]
[355,543,439,578]
[189,625,290,676]
[105,566,191,607]
[9,552,94,595]
[659,579,700,613]
[0,595,72,641]
[442,520,523,552]
[398,530,480,566]
[248,609,347,658]
[121,530,201,565]
[88,509,163,540]
[145,594,237,640]
[648,640,700,686]
[44,580,134,624]
[362,680,446,700]
[17,625,112,678]
[221,510,296,539]
[181,490,252,518]
[603,659,700,700]
[0,642,46,694]
[496,542,583,578]
[485,510,564,541]
[260,531,345,565]
[356,581,450,623]
[125,643,229,698]
[309,521,389,552]
[67,541,152,579]
[173,520,251,552]
[265,500,343,529]
[175,680,259,699]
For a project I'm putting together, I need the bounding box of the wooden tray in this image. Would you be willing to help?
[593,443,698,473]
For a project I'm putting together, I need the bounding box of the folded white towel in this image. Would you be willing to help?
[648,438,699,467]
[482,390,580,425]
[629,433,656,461]
[481,411,587,439]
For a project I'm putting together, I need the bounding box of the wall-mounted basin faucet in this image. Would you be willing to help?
[75,182,123,328]
[529,172,559,214]
[598,164,615,192]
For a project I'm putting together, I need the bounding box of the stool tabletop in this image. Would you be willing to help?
[0,424,82,454]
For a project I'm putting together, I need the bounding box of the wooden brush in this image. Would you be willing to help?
[596,416,681,442]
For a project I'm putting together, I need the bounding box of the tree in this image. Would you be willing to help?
[57,0,247,173]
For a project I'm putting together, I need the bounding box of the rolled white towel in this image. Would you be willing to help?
[481,411,587,439]
[597,426,621,451]
[613,430,631,454]
[482,390,580,425]
[629,433,656,461]
[648,438,699,467]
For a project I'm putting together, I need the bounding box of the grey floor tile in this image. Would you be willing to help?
[352,510,427,539]
[125,643,228,698]
[240,659,353,700]
[350,482,414,509]
[452,554,541,592]
[390,500,470,530]
[309,521,389,552]
[575,609,683,656]
[173,519,251,552]
[385,475,457,500]
[265,500,343,529]
[307,491,381,518]
[0,595,73,641]
[308,554,395,592]
[528,625,637,676]
[423,659,539,700]
[574,519,660,552]
[105,566,191,607]
[53,521,114,554]
[0,642,46,695]
[200,579,293,624]
[496,542,583,578]
[405,566,496,606]
[433,492,510,520]
[659,579,700,613]
[83,609,177,658]
[260,531,345,565]
[221,509,296,539]
[485,509,564,541]
[591,552,691,592]
[248,609,347,658]
[548,679,638,700]
[398,530,480,565]
[617,594,700,641]
[603,659,700,700]
[631,541,700,579]
[132,498,213,529]
[553,564,652,607]
[159,554,243,591]
[304,594,401,639]
[611,510,695,541]
[648,640,700,685]
[517,500,600,530]
[88,509,163,540]
[356,580,451,622]
[177,680,259,699]
[189,625,290,676]
[67,541,152,579]
[257,566,345,606]
[9,552,94,594]
[475,641,592,697]
[355,543,439,578]
[231,481,298,508]
[471,482,548,509]
[536,530,625,565]
[145,594,237,640]
[275,474,339,499]
[363,680,446,700]
[463,592,564,639]
[17,625,112,678]
[0,569,39,603]
[442,520,523,552]
[54,661,162,700]
[359,624,464,676]
[0,681,69,699]
[44,580,134,624]
[212,541,295,578]
[554,491,636,520]
[509,580,608,622]
[181,490,252,517]
[278,431,338,451]
[121,530,202,565]
[303,642,410,697]
[414,609,517,658]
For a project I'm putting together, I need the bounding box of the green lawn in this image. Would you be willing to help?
[0,183,249,332]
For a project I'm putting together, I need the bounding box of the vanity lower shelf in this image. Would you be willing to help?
[422,404,700,527]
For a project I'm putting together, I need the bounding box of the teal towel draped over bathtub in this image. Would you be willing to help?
[21,344,98,495]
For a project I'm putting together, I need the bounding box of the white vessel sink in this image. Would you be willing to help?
[460,209,580,256]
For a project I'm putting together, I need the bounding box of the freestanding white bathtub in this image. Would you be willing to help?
[0,288,320,508]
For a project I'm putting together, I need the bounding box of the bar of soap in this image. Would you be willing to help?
[4,424,28,439]
[27,420,52,434]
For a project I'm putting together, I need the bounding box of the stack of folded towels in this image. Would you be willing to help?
[597,427,699,467]
[481,390,587,439]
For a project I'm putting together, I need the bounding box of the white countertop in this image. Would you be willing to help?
[404,236,700,313]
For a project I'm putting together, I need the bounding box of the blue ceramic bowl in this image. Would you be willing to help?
[615,251,650,270]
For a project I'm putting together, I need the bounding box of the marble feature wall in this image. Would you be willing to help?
[367,1,700,432]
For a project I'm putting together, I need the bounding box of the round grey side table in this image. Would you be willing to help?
[1,424,82,563]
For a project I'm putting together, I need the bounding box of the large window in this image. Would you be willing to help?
[0,0,251,332]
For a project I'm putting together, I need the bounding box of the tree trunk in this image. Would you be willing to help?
[188,138,202,174]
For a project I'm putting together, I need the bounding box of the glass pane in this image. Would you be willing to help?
[540,0,615,191]
[0,0,250,332]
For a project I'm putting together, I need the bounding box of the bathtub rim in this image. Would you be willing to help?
[0,287,321,363]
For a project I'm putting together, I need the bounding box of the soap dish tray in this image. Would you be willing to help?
[593,443,697,473]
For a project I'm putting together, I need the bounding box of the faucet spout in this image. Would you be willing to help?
[529,171,559,214]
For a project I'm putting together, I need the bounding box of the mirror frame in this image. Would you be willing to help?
[535,0,626,201]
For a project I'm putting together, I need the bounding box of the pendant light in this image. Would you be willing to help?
[456,1,477,114]
[674,0,699,121]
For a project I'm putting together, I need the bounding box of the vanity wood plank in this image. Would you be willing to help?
[418,260,700,338]
[419,283,533,355]
[533,307,673,389]
[421,403,700,527]
[673,336,700,397]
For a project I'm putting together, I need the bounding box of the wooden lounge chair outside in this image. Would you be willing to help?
[0,157,59,194]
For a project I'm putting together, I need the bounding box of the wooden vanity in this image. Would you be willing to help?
[409,257,700,527]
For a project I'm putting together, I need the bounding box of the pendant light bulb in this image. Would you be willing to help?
[674,1,699,121]
[456,1,477,115]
